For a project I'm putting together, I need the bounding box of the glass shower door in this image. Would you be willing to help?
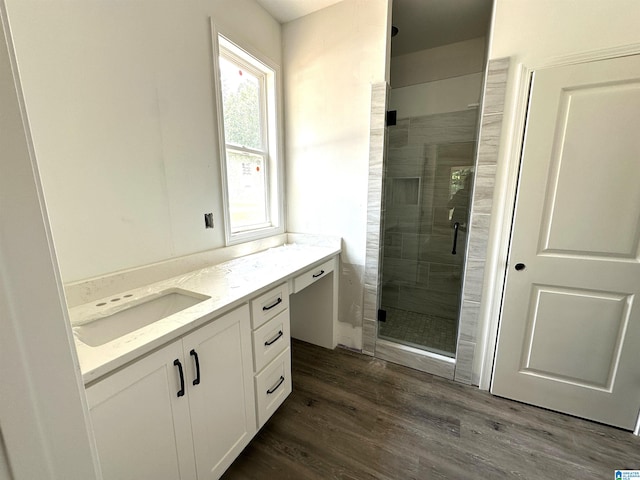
[379,138,475,357]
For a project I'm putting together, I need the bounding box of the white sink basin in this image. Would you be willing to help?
[74,289,210,347]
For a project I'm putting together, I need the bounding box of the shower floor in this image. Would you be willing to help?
[378,306,457,357]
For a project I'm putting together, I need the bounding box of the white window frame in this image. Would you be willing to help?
[211,25,285,245]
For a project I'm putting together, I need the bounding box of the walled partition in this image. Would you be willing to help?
[454,58,509,384]
[363,58,510,384]
[0,4,100,474]
[284,0,390,351]
[362,82,388,355]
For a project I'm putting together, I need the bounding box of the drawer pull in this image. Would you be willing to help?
[262,297,282,311]
[267,376,285,395]
[190,349,201,386]
[173,359,185,397]
[312,269,325,278]
[264,330,284,346]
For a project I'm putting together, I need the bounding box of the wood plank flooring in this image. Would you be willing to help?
[223,340,640,479]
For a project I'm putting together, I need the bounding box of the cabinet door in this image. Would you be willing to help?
[86,341,196,480]
[183,305,256,479]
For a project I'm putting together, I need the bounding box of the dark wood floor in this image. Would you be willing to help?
[223,339,640,479]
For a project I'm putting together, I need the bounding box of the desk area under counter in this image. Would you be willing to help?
[69,236,340,480]
[290,257,338,349]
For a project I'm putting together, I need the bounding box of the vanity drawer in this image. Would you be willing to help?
[252,309,290,373]
[250,283,289,329]
[293,258,334,293]
[254,347,292,429]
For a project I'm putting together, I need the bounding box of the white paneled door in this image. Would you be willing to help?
[492,55,640,430]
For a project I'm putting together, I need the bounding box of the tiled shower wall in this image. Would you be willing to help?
[363,58,510,385]
[453,57,510,384]
[362,83,388,355]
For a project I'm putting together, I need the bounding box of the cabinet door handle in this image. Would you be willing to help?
[312,269,325,278]
[173,359,185,397]
[262,297,282,311]
[267,376,285,395]
[190,349,201,386]
[264,330,284,346]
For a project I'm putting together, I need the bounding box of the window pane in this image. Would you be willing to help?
[226,150,268,230]
[219,55,262,150]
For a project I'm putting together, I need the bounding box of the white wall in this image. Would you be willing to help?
[0,3,100,476]
[0,433,10,480]
[389,37,485,125]
[283,0,389,348]
[5,0,281,283]
[491,0,640,64]
[391,37,486,88]
[389,72,483,119]
[478,0,640,384]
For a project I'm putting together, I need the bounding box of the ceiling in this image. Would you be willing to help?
[391,0,493,56]
[255,0,344,24]
[256,0,493,57]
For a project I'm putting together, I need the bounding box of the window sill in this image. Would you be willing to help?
[226,224,285,247]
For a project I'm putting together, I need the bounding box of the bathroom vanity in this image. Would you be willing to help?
[71,241,340,479]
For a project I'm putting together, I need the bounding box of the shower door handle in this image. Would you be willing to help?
[452,222,460,255]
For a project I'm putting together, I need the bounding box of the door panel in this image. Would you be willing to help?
[540,81,640,258]
[184,305,256,480]
[521,285,630,389]
[492,54,640,430]
[86,341,196,480]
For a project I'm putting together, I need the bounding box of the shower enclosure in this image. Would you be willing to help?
[378,109,478,357]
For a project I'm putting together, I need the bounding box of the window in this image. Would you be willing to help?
[215,33,283,244]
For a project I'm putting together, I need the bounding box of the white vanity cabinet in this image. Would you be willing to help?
[292,258,334,293]
[86,305,256,480]
[183,305,256,479]
[290,257,338,349]
[86,340,196,480]
[80,247,341,479]
[249,283,292,429]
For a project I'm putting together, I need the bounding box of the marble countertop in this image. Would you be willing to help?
[70,242,340,384]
